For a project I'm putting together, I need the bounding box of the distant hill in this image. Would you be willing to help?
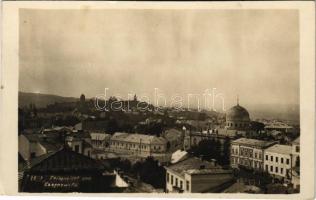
[247,103,300,122]
[19,92,79,108]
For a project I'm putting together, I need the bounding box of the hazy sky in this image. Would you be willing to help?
[19,9,299,108]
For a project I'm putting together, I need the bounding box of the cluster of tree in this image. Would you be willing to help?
[53,116,81,126]
[188,137,231,166]
[131,157,166,188]
[250,121,265,132]
[236,167,273,188]
[110,157,166,189]
[135,123,163,136]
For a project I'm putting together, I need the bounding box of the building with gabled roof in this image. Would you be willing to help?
[20,147,128,193]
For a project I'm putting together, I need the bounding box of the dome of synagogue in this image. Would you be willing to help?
[226,104,250,122]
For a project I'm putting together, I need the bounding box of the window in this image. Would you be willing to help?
[175,178,178,187]
[266,155,268,160]
[171,175,174,185]
[259,153,262,159]
[281,158,284,164]
[296,146,300,153]
[281,168,283,174]
[270,166,273,172]
[255,153,257,159]
[167,173,169,183]
[30,152,36,158]
[186,181,190,191]
[276,157,278,163]
[180,181,183,189]
[74,145,80,153]
[271,156,273,161]
[286,169,290,177]
[275,167,278,173]
[286,158,290,165]
[265,165,268,171]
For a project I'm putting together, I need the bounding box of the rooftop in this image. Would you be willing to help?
[23,133,63,152]
[265,144,292,155]
[163,129,183,141]
[231,138,276,148]
[292,136,300,144]
[111,132,166,145]
[265,123,293,129]
[185,168,233,175]
[165,157,221,177]
[90,132,111,140]
[171,150,188,164]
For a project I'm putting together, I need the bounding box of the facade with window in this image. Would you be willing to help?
[291,137,300,168]
[164,157,233,193]
[264,144,292,180]
[90,132,111,149]
[230,138,277,171]
[291,137,300,189]
[109,132,167,158]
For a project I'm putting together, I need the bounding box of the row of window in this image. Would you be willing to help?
[166,173,189,191]
[232,149,263,160]
[226,122,248,128]
[232,157,263,169]
[111,141,162,150]
[265,165,290,176]
[265,155,290,165]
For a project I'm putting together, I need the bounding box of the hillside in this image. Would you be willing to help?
[19,92,79,108]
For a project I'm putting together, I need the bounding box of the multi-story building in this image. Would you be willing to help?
[109,132,167,159]
[230,138,277,171]
[264,144,292,180]
[90,132,111,149]
[165,157,233,193]
[291,137,300,167]
[291,137,300,190]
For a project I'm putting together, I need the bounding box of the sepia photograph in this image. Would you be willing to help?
[0,1,314,197]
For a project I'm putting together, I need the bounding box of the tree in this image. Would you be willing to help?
[107,118,119,134]
[250,121,265,132]
[221,137,231,166]
[134,156,166,188]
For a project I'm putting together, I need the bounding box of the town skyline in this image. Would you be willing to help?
[17,7,302,194]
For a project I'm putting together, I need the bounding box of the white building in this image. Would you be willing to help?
[230,138,277,171]
[264,144,292,180]
[291,137,300,190]
[109,132,167,159]
[291,137,300,167]
[90,132,111,149]
[165,157,233,193]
